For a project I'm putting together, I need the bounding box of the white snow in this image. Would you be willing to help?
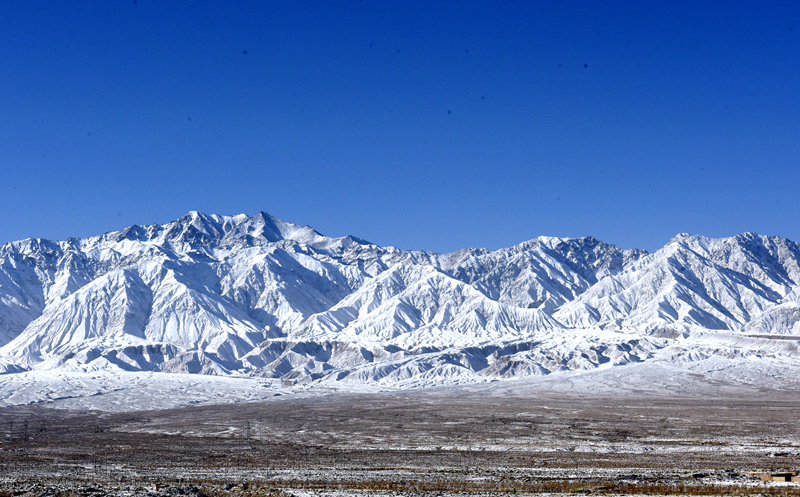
[0,211,799,407]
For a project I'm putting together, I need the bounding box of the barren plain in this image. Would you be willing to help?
[1,378,800,497]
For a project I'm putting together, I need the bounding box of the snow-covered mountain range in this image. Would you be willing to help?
[1,211,799,388]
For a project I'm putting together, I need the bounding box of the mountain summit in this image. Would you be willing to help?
[1,212,799,385]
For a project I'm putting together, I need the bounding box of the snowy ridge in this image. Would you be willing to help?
[1,212,800,390]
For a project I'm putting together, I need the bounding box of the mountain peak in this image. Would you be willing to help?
[669,233,693,243]
[1,212,800,390]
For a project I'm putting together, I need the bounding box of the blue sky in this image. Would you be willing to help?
[1,1,798,253]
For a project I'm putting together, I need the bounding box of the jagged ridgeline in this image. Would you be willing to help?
[1,211,799,385]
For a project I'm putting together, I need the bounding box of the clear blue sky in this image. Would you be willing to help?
[1,1,798,252]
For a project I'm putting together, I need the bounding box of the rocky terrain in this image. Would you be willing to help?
[1,382,800,496]
[2,212,800,495]
[0,211,799,391]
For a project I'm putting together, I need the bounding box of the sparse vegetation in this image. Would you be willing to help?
[1,390,799,495]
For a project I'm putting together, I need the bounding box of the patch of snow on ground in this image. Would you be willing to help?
[0,371,313,411]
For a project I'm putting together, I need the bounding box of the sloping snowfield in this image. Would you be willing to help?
[0,370,294,411]
[2,346,798,413]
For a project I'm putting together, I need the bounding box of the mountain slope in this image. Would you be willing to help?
[0,211,798,387]
[554,233,800,333]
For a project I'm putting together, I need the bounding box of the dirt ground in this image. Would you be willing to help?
[1,386,799,496]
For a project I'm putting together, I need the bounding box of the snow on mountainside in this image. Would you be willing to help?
[555,233,800,333]
[1,211,799,389]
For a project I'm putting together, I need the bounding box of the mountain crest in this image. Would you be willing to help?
[0,212,799,386]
